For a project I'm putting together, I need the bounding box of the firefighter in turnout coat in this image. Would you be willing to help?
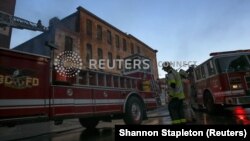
[162,62,186,124]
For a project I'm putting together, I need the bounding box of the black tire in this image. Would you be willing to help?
[124,97,143,125]
[79,118,99,129]
[204,92,215,114]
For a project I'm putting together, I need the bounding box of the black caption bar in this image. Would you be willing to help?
[115,125,250,140]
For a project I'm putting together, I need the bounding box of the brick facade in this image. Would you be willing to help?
[14,6,159,79]
[77,7,158,79]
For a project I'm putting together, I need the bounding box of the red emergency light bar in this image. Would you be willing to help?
[210,49,250,56]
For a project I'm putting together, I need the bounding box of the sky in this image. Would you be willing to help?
[10,0,250,78]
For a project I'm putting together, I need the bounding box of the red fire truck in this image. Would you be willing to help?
[0,47,158,128]
[191,50,250,114]
[0,10,158,128]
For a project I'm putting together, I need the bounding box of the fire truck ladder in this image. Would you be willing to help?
[0,11,48,32]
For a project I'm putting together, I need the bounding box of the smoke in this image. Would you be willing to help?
[15,0,79,26]
[171,0,250,64]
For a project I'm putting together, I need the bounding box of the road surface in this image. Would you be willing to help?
[0,105,249,141]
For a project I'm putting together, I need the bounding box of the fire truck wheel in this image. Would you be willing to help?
[79,118,99,129]
[124,97,143,125]
[204,92,215,114]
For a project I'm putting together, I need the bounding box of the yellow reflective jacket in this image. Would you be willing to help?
[166,69,185,100]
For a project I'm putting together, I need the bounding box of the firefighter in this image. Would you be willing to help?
[179,69,196,122]
[162,62,186,124]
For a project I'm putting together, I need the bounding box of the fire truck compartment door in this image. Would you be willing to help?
[0,49,50,119]
[51,86,75,117]
[93,89,123,114]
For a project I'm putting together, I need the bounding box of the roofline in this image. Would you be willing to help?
[1,47,50,59]
[60,12,77,23]
[13,31,48,49]
[14,12,78,49]
[128,34,157,53]
[77,6,128,36]
[77,6,157,53]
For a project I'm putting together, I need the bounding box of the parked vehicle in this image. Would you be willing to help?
[0,48,158,128]
[190,50,250,113]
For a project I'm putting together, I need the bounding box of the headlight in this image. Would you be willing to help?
[231,84,242,89]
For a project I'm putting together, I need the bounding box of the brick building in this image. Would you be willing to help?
[14,6,159,79]
[0,0,16,48]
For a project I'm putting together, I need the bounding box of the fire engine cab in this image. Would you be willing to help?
[191,49,250,113]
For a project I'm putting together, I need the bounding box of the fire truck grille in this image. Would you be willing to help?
[238,96,250,104]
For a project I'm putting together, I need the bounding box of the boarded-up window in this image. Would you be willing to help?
[98,48,103,61]
[131,43,134,54]
[65,36,73,51]
[107,30,112,44]
[97,25,102,40]
[98,48,103,69]
[86,43,92,63]
[108,52,113,67]
[123,38,127,51]
[116,55,121,70]
[137,46,140,54]
[115,34,120,49]
[86,19,92,37]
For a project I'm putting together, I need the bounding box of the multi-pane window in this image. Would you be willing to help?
[97,25,102,40]
[123,38,127,51]
[137,46,140,54]
[98,48,103,68]
[108,52,113,67]
[86,19,92,37]
[116,55,121,70]
[107,30,112,44]
[130,43,134,54]
[115,35,120,49]
[64,36,73,51]
[98,48,103,61]
[86,43,92,63]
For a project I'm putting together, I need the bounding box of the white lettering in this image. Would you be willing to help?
[119,129,158,136]
[89,59,97,69]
